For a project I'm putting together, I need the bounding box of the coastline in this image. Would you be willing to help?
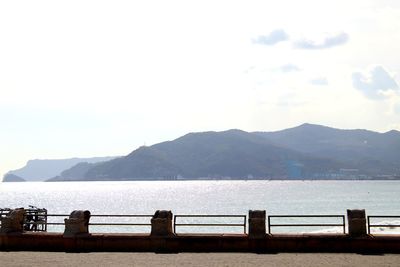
[3,177,400,183]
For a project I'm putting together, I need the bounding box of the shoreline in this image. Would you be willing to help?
[3,178,400,183]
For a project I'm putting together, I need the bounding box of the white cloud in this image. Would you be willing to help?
[252,29,289,45]
[294,32,349,49]
[310,77,328,85]
[281,64,301,72]
[352,65,399,99]
[395,103,400,114]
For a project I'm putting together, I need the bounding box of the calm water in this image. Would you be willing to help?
[1,180,399,233]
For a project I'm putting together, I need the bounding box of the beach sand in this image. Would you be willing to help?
[1,252,400,267]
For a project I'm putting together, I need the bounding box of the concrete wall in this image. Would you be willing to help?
[1,232,400,253]
[2,208,399,253]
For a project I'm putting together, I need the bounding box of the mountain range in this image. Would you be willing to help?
[3,124,400,182]
[3,156,117,182]
[259,124,400,176]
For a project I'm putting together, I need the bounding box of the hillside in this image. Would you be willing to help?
[83,129,348,180]
[47,162,98,181]
[7,124,399,182]
[2,174,26,182]
[4,156,118,181]
[255,123,400,175]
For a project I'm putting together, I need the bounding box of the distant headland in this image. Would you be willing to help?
[3,123,400,182]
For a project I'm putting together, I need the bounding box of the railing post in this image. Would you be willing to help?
[243,216,246,234]
[248,210,266,238]
[63,210,91,237]
[173,215,177,234]
[0,208,25,233]
[151,210,174,236]
[347,209,367,237]
[268,216,271,234]
[342,215,346,234]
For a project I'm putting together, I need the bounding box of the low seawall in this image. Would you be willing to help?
[2,208,400,253]
[1,232,400,253]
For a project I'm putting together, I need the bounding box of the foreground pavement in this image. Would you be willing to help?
[1,252,400,267]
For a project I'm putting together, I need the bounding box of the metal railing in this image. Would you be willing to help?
[23,208,48,231]
[1,207,48,232]
[0,208,11,221]
[90,214,153,227]
[3,208,400,235]
[173,215,247,234]
[36,214,153,232]
[0,208,11,228]
[268,215,346,234]
[367,216,400,234]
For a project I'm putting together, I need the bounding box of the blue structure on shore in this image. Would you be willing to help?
[285,160,304,179]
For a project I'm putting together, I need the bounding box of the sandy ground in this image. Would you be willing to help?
[1,252,400,267]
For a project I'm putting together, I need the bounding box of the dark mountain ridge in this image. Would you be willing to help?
[2,174,26,182]
[82,127,357,180]
[5,123,399,182]
[255,123,400,175]
[4,156,118,182]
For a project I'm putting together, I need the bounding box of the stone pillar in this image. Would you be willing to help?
[151,210,174,236]
[347,209,367,237]
[0,208,25,233]
[248,210,266,238]
[63,210,91,237]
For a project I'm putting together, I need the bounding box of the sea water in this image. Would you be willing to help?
[1,180,399,234]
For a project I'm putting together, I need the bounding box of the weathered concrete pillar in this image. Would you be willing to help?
[63,210,91,237]
[347,209,367,237]
[0,208,25,233]
[151,210,174,236]
[248,210,266,238]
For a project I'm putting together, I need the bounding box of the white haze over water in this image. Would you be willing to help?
[1,180,400,234]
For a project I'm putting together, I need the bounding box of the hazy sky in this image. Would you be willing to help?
[1,0,400,177]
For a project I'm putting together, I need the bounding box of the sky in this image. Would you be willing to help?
[1,0,400,177]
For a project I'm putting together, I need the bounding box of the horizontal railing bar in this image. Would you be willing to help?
[175,215,245,217]
[270,224,344,227]
[91,215,153,217]
[31,214,247,218]
[44,214,153,217]
[369,224,400,227]
[39,215,237,218]
[368,215,400,235]
[268,214,346,234]
[368,216,400,218]
[89,223,151,226]
[175,223,244,227]
[44,223,152,226]
[269,215,344,218]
